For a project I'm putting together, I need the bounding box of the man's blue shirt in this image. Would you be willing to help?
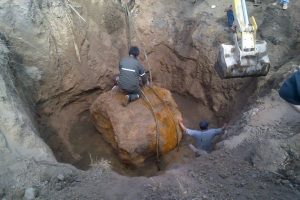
[186,128,223,151]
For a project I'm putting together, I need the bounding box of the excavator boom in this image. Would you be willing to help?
[216,0,270,79]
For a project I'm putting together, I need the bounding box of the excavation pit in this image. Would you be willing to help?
[36,88,237,177]
[1,0,300,198]
[23,0,257,177]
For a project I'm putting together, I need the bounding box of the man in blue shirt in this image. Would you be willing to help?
[178,118,227,156]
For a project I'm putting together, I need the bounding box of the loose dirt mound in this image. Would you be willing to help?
[90,86,182,166]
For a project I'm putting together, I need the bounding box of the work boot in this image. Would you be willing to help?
[282,4,288,10]
[122,95,130,107]
[129,94,140,102]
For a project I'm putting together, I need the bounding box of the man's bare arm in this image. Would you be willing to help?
[178,118,187,132]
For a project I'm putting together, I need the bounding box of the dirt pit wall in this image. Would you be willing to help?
[0,0,300,198]
[0,0,261,175]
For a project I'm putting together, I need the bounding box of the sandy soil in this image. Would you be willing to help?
[0,0,300,199]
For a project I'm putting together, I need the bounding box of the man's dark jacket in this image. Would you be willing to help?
[279,70,300,105]
[119,56,146,92]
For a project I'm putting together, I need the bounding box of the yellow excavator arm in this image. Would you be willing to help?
[216,0,270,79]
[232,0,257,54]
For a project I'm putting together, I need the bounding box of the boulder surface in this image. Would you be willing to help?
[90,86,182,166]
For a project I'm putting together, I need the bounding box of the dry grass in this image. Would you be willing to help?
[89,153,111,170]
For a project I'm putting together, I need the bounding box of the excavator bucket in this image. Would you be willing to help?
[216,40,271,79]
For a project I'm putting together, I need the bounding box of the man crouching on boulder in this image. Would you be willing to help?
[119,46,148,106]
[178,117,227,157]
